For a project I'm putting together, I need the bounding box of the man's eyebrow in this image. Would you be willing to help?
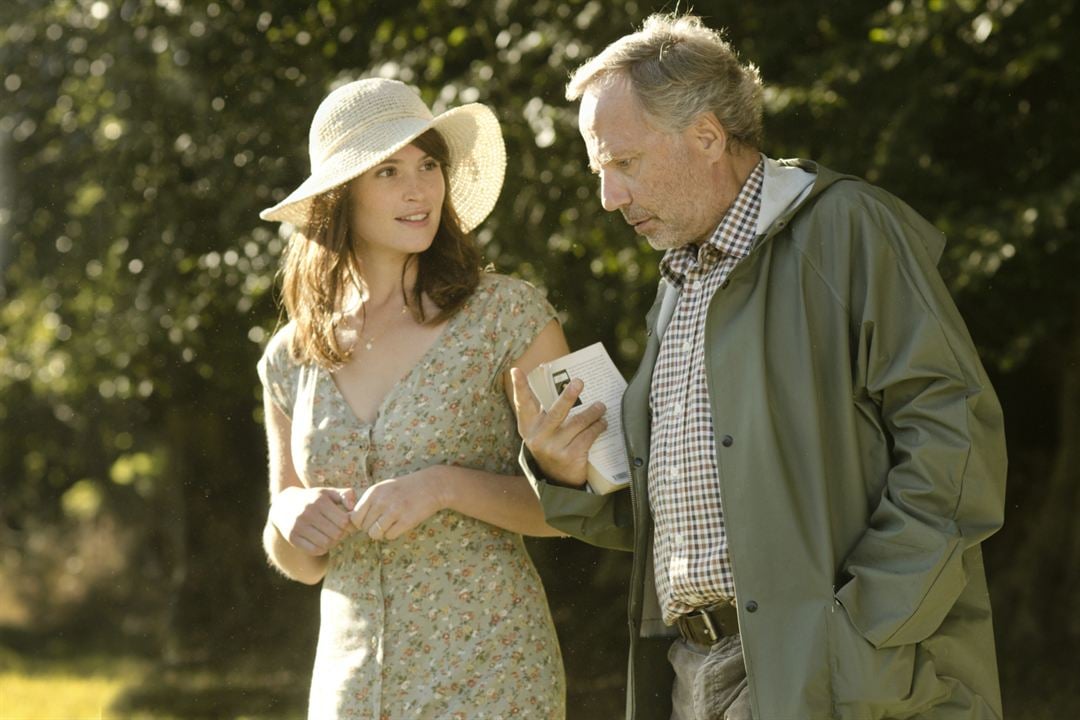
[588,150,615,174]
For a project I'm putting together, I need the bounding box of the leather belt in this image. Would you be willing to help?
[675,601,739,646]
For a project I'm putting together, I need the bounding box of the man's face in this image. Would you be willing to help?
[578,76,719,250]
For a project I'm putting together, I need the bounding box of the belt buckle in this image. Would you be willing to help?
[696,607,719,644]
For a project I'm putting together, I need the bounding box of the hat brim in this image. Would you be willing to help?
[259,103,506,234]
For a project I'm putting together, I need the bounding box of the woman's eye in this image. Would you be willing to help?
[422,160,439,171]
[376,167,395,177]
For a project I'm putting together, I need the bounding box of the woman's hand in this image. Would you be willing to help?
[350,468,447,541]
[269,485,358,556]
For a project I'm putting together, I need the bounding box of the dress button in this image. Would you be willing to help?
[721,435,734,447]
[745,600,758,613]
[633,457,644,468]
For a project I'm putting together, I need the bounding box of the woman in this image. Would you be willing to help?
[257,78,570,719]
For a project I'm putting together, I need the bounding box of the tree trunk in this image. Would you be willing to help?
[994,295,1080,654]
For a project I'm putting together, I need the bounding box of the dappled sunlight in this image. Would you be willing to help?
[0,0,1077,717]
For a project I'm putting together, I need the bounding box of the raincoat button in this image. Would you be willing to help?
[721,435,734,447]
[721,279,730,289]
[633,457,644,468]
[746,600,759,613]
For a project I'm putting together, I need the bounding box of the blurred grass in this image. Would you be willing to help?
[0,644,306,720]
[0,649,160,720]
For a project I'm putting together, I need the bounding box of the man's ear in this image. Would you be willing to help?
[688,112,728,160]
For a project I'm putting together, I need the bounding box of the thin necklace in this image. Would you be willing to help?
[356,301,409,351]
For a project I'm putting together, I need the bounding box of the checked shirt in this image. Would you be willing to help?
[648,159,764,625]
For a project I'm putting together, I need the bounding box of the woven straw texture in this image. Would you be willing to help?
[260,78,505,233]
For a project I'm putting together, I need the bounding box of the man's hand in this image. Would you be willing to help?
[509,367,607,488]
[349,468,446,542]
[269,485,358,557]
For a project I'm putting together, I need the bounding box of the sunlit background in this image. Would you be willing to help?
[1,0,1077,717]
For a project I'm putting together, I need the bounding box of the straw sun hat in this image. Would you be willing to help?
[260,78,506,233]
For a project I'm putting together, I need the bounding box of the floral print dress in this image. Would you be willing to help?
[257,273,566,720]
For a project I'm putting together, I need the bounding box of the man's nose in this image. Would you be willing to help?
[600,172,630,212]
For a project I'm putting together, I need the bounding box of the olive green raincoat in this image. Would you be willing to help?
[525,161,1006,719]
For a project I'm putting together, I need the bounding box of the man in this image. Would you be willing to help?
[510,12,1006,720]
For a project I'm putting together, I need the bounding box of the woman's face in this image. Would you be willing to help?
[347,142,446,261]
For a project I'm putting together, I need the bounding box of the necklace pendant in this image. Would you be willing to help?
[364,340,374,351]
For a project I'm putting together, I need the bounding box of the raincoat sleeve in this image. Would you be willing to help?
[835,191,1007,649]
[520,445,634,551]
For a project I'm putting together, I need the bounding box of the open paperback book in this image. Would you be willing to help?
[526,342,631,494]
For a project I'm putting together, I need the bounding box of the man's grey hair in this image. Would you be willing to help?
[566,13,764,150]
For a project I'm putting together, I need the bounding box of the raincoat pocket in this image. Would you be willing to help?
[826,599,950,720]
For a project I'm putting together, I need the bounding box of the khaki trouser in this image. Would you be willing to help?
[669,634,752,720]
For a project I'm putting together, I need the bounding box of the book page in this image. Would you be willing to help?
[535,343,630,487]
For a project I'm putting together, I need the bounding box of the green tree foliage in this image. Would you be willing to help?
[1,0,1077,715]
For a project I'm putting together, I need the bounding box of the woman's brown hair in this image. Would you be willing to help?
[277,129,481,368]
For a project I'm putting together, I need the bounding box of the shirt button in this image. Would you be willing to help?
[682,340,692,353]
[721,435,734,447]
